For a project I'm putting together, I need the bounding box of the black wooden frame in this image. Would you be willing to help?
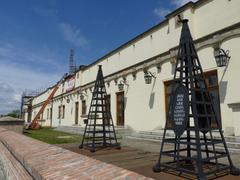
[79,65,120,152]
[153,19,240,179]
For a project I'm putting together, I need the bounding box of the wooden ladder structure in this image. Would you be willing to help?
[30,73,67,129]
[79,65,120,152]
[153,19,240,179]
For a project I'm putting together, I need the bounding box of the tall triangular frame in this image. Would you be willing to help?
[79,65,120,152]
[153,20,240,179]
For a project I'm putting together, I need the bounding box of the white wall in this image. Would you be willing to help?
[28,0,240,135]
[219,37,240,136]
[194,0,240,38]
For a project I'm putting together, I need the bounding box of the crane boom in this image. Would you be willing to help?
[30,73,67,129]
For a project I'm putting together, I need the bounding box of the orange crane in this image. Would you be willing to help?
[30,73,67,129]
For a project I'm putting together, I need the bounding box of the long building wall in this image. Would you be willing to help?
[24,0,240,135]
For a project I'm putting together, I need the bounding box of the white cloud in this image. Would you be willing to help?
[0,44,63,114]
[0,43,65,71]
[0,82,19,114]
[59,23,89,48]
[153,0,198,19]
[0,63,61,114]
[0,62,60,91]
[153,7,171,19]
[171,0,198,7]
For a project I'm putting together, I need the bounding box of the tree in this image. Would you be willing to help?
[7,110,20,118]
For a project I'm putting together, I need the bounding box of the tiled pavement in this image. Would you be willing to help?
[1,125,240,179]
[58,138,240,180]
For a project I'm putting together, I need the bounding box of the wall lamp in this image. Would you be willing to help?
[106,81,110,87]
[118,80,128,91]
[78,90,87,101]
[80,93,88,101]
[66,97,70,103]
[144,71,156,84]
[214,48,230,67]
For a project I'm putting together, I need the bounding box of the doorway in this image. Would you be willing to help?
[104,94,111,125]
[116,92,124,126]
[27,106,32,123]
[50,107,52,127]
[164,70,221,128]
[75,102,79,125]
[203,70,221,128]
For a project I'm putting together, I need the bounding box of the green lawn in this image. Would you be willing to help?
[24,127,82,144]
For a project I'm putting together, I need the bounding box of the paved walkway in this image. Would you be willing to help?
[58,138,240,179]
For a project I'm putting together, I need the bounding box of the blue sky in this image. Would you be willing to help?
[0,0,196,114]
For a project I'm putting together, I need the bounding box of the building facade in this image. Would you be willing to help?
[22,0,240,136]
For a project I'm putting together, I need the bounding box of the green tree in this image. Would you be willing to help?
[7,110,20,118]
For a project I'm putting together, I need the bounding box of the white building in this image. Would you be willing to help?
[23,0,240,136]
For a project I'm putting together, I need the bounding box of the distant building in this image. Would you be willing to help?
[22,0,240,136]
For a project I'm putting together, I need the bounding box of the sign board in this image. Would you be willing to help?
[66,76,75,92]
[170,84,189,137]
